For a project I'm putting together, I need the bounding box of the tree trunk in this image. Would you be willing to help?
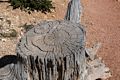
[15,20,86,80]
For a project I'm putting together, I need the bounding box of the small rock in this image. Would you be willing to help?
[51,15,55,18]
[51,9,55,12]
[1,38,7,42]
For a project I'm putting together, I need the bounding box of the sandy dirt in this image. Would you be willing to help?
[0,0,120,80]
[82,0,120,80]
[0,0,68,56]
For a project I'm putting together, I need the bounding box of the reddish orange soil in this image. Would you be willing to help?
[82,0,120,80]
[0,0,120,80]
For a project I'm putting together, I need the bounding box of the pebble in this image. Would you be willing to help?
[1,38,7,42]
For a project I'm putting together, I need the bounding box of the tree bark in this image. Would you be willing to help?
[64,0,82,23]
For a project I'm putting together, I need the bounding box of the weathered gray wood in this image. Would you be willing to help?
[0,21,111,80]
[0,0,111,79]
[15,20,86,80]
[0,42,111,80]
[64,0,82,23]
[85,43,111,80]
[0,55,17,80]
[0,64,16,80]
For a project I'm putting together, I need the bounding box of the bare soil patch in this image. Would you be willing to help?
[82,0,120,80]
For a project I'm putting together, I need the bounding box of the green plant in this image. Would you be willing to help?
[0,29,17,37]
[9,29,18,37]
[9,0,55,14]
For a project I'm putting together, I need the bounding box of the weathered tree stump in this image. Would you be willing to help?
[0,20,111,80]
[15,20,86,80]
[0,0,111,80]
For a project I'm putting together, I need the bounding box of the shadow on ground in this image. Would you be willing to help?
[0,55,17,68]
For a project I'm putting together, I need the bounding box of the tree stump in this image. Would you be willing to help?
[15,20,86,80]
[0,0,111,79]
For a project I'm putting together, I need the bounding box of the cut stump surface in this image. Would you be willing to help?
[16,20,86,80]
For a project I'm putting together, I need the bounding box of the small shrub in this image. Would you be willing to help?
[10,29,18,37]
[9,0,55,14]
[19,24,34,32]
[0,29,17,37]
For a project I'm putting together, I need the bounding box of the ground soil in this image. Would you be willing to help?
[82,0,120,80]
[0,0,120,80]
